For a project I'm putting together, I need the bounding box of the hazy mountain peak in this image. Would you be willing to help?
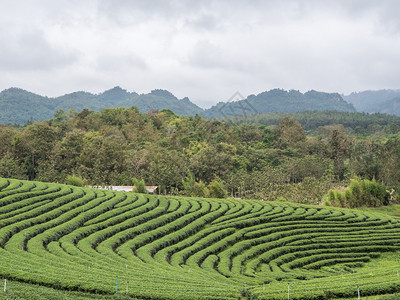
[150,89,176,99]
[343,90,400,115]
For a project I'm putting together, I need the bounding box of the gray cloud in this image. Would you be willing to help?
[0,27,79,71]
[0,0,399,105]
[96,53,148,71]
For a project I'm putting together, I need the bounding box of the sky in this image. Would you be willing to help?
[0,0,400,108]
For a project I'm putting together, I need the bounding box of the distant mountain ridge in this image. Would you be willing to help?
[204,89,355,118]
[343,90,400,115]
[0,87,356,124]
[0,87,204,124]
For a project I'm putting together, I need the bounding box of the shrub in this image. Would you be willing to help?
[327,177,389,208]
[208,178,227,198]
[192,181,209,198]
[65,175,84,187]
[133,177,147,193]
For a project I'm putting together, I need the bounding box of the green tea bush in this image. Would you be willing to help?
[1,177,400,300]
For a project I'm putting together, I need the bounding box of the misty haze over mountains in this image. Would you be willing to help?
[0,87,400,125]
[343,90,400,115]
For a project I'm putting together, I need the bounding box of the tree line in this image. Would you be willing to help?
[222,110,400,133]
[0,107,399,206]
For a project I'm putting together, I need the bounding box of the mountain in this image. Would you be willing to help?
[0,88,53,124]
[131,90,204,116]
[202,89,356,119]
[0,87,357,125]
[343,90,400,115]
[0,87,204,124]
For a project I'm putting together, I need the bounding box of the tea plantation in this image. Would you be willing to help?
[1,177,400,299]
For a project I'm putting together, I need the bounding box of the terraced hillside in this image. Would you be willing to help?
[1,178,400,299]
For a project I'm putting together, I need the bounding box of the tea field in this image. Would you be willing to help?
[1,177,400,299]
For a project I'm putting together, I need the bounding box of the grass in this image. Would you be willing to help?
[356,204,400,218]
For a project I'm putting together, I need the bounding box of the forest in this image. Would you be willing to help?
[0,107,399,207]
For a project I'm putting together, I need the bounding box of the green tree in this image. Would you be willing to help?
[276,117,306,148]
[192,181,209,198]
[208,178,227,198]
[182,174,196,196]
[327,125,351,180]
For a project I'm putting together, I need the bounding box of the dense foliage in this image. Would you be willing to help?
[221,110,400,133]
[1,107,400,205]
[1,178,400,299]
[328,178,389,208]
[132,177,146,193]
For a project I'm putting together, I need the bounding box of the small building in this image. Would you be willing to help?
[92,186,158,194]
[145,186,158,193]
[112,186,134,192]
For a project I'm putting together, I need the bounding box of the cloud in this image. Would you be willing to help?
[0,0,400,104]
[0,27,79,71]
[95,54,148,71]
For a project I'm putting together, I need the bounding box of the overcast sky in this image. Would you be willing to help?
[0,0,399,108]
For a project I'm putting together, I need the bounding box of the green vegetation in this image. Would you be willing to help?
[132,177,146,194]
[1,279,136,300]
[1,106,400,204]
[207,89,355,119]
[328,178,389,208]
[221,110,400,133]
[0,87,203,124]
[208,177,227,198]
[66,174,85,187]
[2,87,400,299]
[1,177,400,299]
[357,204,400,218]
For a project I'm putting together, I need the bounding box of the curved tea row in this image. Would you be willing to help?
[1,177,400,299]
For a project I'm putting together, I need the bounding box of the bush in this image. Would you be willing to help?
[133,177,147,193]
[182,174,209,198]
[208,178,227,198]
[327,177,389,208]
[65,175,84,187]
[192,181,209,198]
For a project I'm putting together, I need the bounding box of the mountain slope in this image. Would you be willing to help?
[203,89,356,119]
[0,87,358,124]
[0,87,204,124]
[0,88,53,124]
[344,90,400,115]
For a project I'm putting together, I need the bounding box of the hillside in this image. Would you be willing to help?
[0,87,357,124]
[219,110,400,131]
[1,177,400,299]
[204,89,356,119]
[0,87,204,124]
[344,90,400,115]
